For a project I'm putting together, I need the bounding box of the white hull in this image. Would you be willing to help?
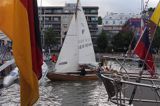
[3,67,18,87]
[3,62,48,87]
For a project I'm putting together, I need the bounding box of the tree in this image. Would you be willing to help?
[152,27,160,52]
[112,31,133,52]
[44,28,57,49]
[98,16,102,25]
[96,30,108,52]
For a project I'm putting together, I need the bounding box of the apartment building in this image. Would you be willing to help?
[38,3,99,48]
[102,12,140,35]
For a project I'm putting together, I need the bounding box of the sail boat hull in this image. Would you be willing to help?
[47,71,98,81]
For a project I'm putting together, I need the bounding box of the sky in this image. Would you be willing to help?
[37,0,159,17]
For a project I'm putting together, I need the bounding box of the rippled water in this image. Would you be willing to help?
[1,60,160,106]
[0,80,116,106]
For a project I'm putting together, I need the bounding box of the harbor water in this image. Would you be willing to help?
[0,60,160,106]
[0,80,115,106]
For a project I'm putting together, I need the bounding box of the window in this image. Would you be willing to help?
[44,10,52,13]
[54,9,62,13]
[90,9,97,13]
[106,21,108,24]
[54,17,60,21]
[113,21,115,24]
[120,21,122,24]
[91,17,98,21]
[44,17,50,21]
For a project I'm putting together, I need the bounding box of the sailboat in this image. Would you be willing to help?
[47,0,98,81]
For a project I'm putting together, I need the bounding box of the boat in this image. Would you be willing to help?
[3,61,49,87]
[47,0,98,81]
[3,67,19,87]
[97,1,160,105]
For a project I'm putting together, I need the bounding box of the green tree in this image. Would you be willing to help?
[96,30,108,52]
[152,27,160,51]
[98,16,102,25]
[112,31,133,52]
[44,28,57,48]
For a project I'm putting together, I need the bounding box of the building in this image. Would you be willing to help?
[38,3,99,49]
[102,12,140,35]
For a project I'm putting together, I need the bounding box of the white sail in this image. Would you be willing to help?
[77,3,96,64]
[55,14,79,73]
[55,1,96,73]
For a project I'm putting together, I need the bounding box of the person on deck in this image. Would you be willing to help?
[51,54,57,63]
[80,67,86,76]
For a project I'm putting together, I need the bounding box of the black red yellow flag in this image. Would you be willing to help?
[0,0,43,105]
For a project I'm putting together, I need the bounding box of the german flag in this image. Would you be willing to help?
[0,0,43,105]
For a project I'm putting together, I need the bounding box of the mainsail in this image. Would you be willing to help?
[77,2,96,65]
[55,1,96,73]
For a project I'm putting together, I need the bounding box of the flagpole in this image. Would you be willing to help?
[129,5,160,104]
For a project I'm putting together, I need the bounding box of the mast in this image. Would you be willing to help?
[75,0,80,19]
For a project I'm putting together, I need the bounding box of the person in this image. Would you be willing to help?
[80,67,86,76]
[51,54,57,63]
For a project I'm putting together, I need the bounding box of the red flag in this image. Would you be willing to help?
[134,27,155,76]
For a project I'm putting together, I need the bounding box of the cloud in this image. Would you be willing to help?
[37,0,159,17]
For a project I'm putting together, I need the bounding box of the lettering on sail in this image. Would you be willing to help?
[59,62,68,65]
[79,38,93,49]
[79,43,92,49]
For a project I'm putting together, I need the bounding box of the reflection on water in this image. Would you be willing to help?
[0,80,115,106]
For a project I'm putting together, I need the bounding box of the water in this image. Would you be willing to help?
[0,80,115,106]
[1,60,160,106]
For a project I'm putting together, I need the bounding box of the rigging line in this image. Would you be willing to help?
[139,19,159,77]
[115,1,147,70]
[118,32,135,73]
[141,0,144,14]
[119,1,145,70]
[150,80,160,106]
[151,80,160,100]
[144,0,150,11]
[129,8,160,105]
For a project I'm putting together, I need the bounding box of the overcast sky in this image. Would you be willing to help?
[37,0,159,17]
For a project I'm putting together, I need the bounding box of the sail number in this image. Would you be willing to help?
[79,43,92,49]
